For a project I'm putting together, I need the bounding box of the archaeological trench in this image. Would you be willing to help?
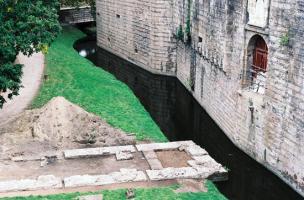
[77,0,304,199]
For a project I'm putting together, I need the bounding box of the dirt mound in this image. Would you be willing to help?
[0,97,135,157]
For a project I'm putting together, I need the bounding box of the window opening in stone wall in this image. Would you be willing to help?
[197,36,203,55]
[116,14,120,18]
[243,35,268,94]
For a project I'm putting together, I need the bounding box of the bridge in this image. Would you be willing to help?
[59,6,95,25]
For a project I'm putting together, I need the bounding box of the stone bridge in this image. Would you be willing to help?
[59,6,94,25]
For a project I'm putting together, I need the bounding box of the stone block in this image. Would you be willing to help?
[64,174,114,188]
[115,151,134,161]
[146,167,200,181]
[111,168,147,182]
[185,145,208,157]
[143,151,158,159]
[64,169,147,188]
[191,155,221,168]
[78,195,103,200]
[10,151,62,162]
[11,155,42,162]
[64,145,136,159]
[146,158,163,170]
[0,175,62,192]
[136,141,195,152]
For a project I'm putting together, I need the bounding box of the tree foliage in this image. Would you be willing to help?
[0,0,61,108]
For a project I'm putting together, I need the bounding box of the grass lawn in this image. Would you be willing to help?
[1,181,227,200]
[31,26,166,142]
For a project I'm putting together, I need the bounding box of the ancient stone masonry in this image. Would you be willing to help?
[0,142,227,193]
[96,0,304,196]
[96,0,177,75]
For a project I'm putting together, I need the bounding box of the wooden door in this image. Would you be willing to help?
[252,37,268,77]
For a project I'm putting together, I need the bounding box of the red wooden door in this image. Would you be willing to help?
[252,38,268,77]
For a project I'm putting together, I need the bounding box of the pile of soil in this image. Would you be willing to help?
[0,97,135,158]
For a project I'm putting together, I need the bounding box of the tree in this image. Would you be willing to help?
[0,0,61,108]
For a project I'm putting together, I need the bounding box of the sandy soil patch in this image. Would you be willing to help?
[0,97,135,160]
[156,150,192,168]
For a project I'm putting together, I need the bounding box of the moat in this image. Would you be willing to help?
[74,34,303,200]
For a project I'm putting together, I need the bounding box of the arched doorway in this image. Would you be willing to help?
[244,35,268,94]
[252,37,268,77]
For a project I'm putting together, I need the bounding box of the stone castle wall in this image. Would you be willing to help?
[96,0,176,75]
[96,0,304,195]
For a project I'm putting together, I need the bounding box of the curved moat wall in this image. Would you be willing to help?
[74,36,303,200]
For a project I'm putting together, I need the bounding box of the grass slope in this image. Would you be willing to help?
[1,181,227,200]
[31,26,166,142]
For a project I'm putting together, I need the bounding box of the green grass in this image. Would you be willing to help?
[1,181,227,200]
[31,26,166,142]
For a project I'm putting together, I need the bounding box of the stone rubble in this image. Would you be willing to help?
[126,188,135,199]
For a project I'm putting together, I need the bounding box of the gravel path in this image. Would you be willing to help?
[0,53,45,125]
